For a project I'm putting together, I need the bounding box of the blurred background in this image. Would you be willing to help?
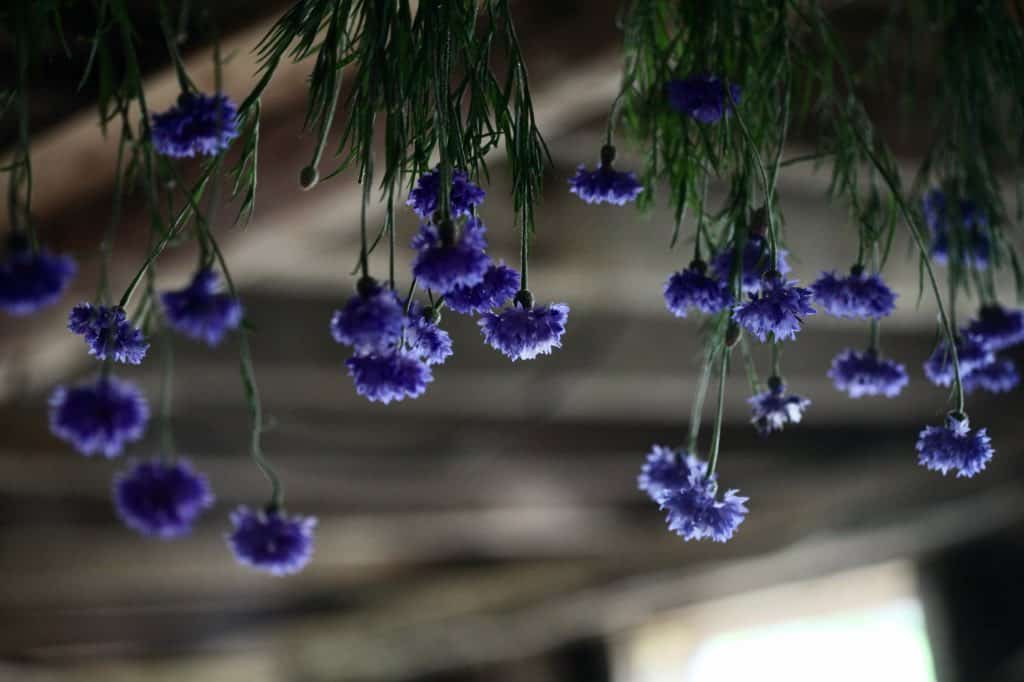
[2,2,1023,681]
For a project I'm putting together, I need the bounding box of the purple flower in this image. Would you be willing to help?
[227,506,317,576]
[656,455,748,543]
[963,357,1020,394]
[68,303,149,364]
[444,262,520,315]
[151,92,239,158]
[663,263,733,317]
[114,459,215,538]
[923,334,994,387]
[49,376,149,457]
[479,302,570,361]
[916,413,994,478]
[747,379,811,435]
[923,190,990,268]
[732,275,815,342]
[406,168,486,219]
[160,268,242,346]
[346,350,433,404]
[828,349,908,398]
[568,164,643,206]
[810,270,897,320]
[667,74,742,124]
[411,217,490,293]
[0,237,76,315]
[711,236,790,295]
[964,305,1024,352]
[638,445,705,502]
[330,282,405,354]
[404,305,453,366]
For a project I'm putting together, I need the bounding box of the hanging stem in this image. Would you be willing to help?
[729,89,779,269]
[707,349,731,478]
[358,151,373,280]
[687,345,717,453]
[770,340,782,379]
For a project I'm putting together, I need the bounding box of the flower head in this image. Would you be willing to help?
[916,413,994,478]
[732,274,815,342]
[0,237,76,316]
[346,350,433,404]
[965,305,1024,352]
[444,262,520,315]
[227,506,317,576]
[667,74,742,124]
[49,377,149,457]
[479,301,570,361]
[406,168,486,219]
[828,349,909,398]
[638,445,705,502]
[411,217,490,293]
[68,303,149,364]
[160,268,242,346]
[923,190,991,268]
[114,459,215,538]
[151,92,239,158]
[568,164,643,206]
[404,305,454,366]
[963,357,1020,394]
[810,270,897,320]
[330,281,405,354]
[711,236,790,295]
[663,262,733,318]
[656,455,748,543]
[747,379,811,435]
[923,334,994,387]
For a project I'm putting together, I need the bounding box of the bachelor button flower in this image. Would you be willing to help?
[68,303,149,364]
[412,217,490,293]
[479,297,570,361]
[638,445,705,502]
[444,262,520,315]
[113,459,215,538]
[959,200,991,269]
[151,92,239,158]
[924,191,991,268]
[828,349,909,398]
[963,357,1020,394]
[406,168,486,219]
[964,305,1024,352]
[330,280,405,354]
[404,305,454,366]
[0,236,77,315]
[810,269,897,320]
[667,74,742,124]
[916,413,994,478]
[711,235,791,295]
[732,274,815,343]
[227,506,317,576]
[49,376,149,457]
[346,350,433,404]
[923,334,994,387]
[663,261,733,318]
[747,378,811,435]
[568,145,642,206]
[657,461,748,543]
[160,268,242,346]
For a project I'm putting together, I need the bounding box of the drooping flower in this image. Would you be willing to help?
[732,274,815,342]
[113,459,215,538]
[963,357,1020,394]
[411,217,490,293]
[638,445,704,502]
[479,301,570,361]
[404,305,454,366]
[227,506,317,576]
[711,236,790,295]
[964,305,1024,352]
[916,413,994,478]
[810,270,897,320]
[151,92,239,158]
[330,280,405,354]
[959,199,991,269]
[667,74,742,124]
[828,349,909,398]
[49,377,149,457]
[346,350,433,404]
[67,303,149,364]
[160,268,242,346]
[657,458,748,543]
[923,334,994,387]
[747,379,811,435]
[443,262,520,315]
[0,236,76,316]
[923,190,991,268]
[663,262,733,318]
[406,168,486,219]
[569,144,643,206]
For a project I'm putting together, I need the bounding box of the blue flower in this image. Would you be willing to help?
[810,270,897,320]
[964,305,1024,352]
[479,301,570,361]
[916,413,994,478]
[114,459,215,538]
[747,379,811,435]
[0,237,76,315]
[404,305,454,366]
[568,164,643,206]
[663,262,733,317]
[68,303,149,364]
[963,357,1020,394]
[330,281,405,354]
[732,274,815,342]
[828,349,908,398]
[227,506,317,576]
[49,376,149,457]
[412,217,490,293]
[444,262,520,315]
[346,350,433,404]
[711,236,790,295]
[638,445,705,502]
[656,455,748,543]
[160,268,242,346]
[667,74,742,124]
[151,92,239,158]
[923,189,991,268]
[923,334,994,387]
[406,168,486,219]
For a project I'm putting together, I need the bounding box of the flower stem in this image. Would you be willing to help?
[687,344,717,454]
[708,349,730,478]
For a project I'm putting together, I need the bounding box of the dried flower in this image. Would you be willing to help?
[151,92,239,158]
